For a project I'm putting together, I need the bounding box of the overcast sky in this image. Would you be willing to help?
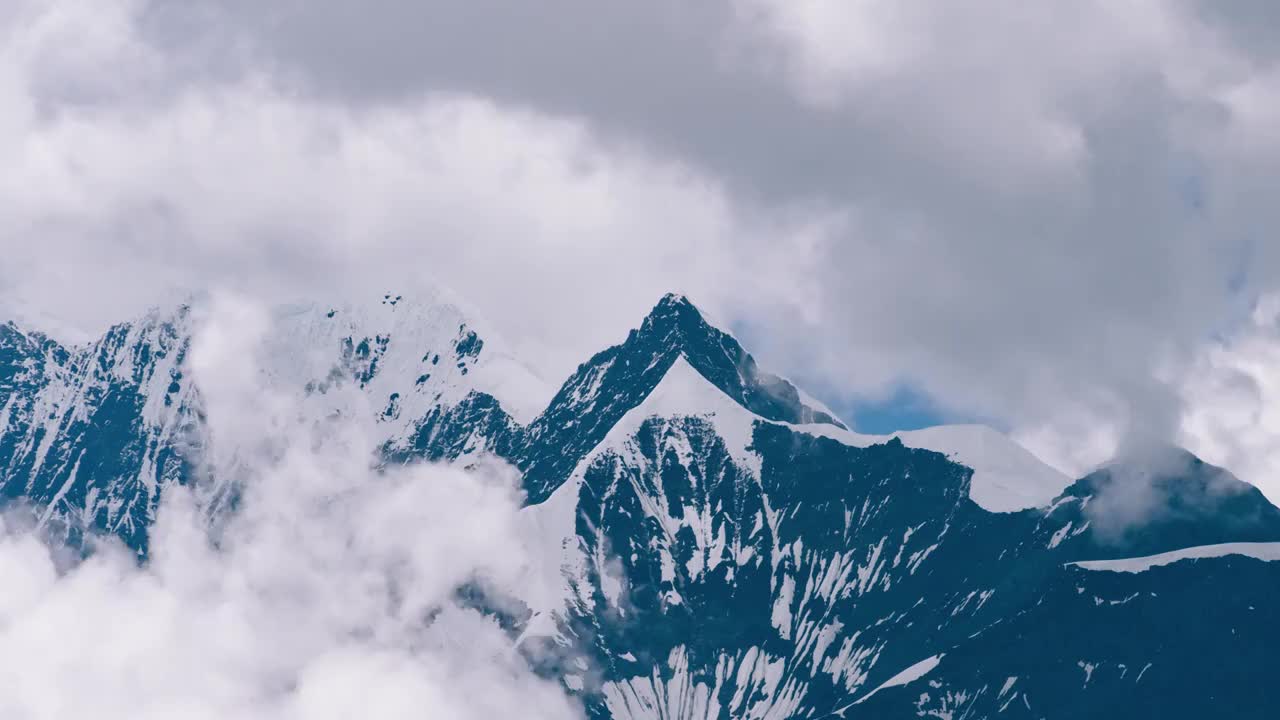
[5,0,1280,498]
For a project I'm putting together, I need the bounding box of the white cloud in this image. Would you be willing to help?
[1180,294,1280,504]
[4,6,1280,708]
[0,0,831,383]
[720,0,1280,466]
[1020,291,1280,505]
[6,0,1280,504]
[730,0,924,104]
[0,292,582,720]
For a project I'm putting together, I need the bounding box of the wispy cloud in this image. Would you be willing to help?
[0,292,581,719]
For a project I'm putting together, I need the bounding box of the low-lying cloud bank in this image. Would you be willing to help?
[0,294,580,720]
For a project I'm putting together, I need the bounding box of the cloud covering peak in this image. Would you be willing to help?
[6,0,1280,502]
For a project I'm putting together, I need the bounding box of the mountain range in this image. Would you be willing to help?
[3,291,1278,719]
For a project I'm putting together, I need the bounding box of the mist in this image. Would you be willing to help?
[0,293,581,720]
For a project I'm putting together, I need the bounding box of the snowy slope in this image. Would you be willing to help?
[1068,542,1280,573]
[893,425,1069,511]
[518,355,1076,718]
[261,295,549,435]
[6,290,1280,719]
[504,353,1068,639]
[0,306,201,548]
[592,357,1068,514]
[0,293,551,549]
[786,421,1069,513]
[498,334,1280,719]
[565,355,1073,615]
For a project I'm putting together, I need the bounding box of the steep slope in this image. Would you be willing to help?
[0,294,551,551]
[513,294,846,504]
[493,294,1063,509]
[504,356,1280,718]
[4,291,1280,719]
[893,424,1069,512]
[0,308,201,550]
[0,291,1063,550]
[854,548,1280,719]
[0,321,68,468]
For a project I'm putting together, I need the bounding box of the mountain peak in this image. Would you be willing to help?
[516,292,844,502]
[602,292,845,432]
[648,291,696,317]
[646,293,845,427]
[635,291,706,338]
[656,291,692,307]
[1046,446,1280,557]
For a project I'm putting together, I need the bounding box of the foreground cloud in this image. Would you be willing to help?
[0,293,580,720]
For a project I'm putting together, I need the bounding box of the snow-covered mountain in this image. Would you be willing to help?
[3,292,1279,718]
[0,292,548,551]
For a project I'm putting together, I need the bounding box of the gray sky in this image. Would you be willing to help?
[5,0,1280,494]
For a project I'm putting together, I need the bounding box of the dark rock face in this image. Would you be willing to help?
[556,415,1280,718]
[513,293,844,504]
[393,293,844,504]
[0,313,202,554]
[4,294,1279,718]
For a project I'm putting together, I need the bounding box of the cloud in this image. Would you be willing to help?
[0,0,834,384]
[1080,443,1251,545]
[0,291,582,720]
[5,0,1280,502]
[1179,293,1280,504]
